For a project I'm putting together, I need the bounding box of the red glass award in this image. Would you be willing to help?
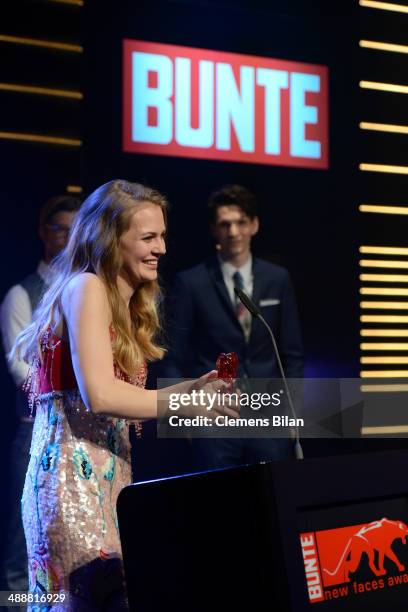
[216,352,238,380]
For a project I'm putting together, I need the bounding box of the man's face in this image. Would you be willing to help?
[211,205,259,261]
[40,210,77,262]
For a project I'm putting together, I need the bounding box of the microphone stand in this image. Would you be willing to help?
[234,287,304,460]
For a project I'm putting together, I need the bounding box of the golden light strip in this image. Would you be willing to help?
[361,342,408,349]
[360,246,408,255]
[360,122,408,134]
[359,32,408,396]
[361,329,408,337]
[361,384,408,392]
[360,40,408,54]
[48,0,83,5]
[361,356,408,363]
[360,288,408,296]
[359,0,408,13]
[0,132,81,146]
[66,185,83,193]
[362,425,408,434]
[359,163,408,175]
[361,315,408,322]
[360,205,408,215]
[0,34,82,53]
[0,82,82,99]
[359,81,408,95]
[361,370,408,377]
[361,301,408,309]
[360,273,408,282]
[360,259,408,269]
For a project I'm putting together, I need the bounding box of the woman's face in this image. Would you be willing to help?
[119,202,166,287]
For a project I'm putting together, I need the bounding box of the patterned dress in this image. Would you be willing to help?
[22,328,146,611]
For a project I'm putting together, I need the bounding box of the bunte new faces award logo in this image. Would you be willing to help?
[300,517,408,604]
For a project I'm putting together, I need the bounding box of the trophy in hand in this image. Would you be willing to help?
[216,352,238,381]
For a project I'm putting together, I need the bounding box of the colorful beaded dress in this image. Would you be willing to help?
[22,327,146,611]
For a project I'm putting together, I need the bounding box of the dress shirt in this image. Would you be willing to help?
[218,254,253,304]
[0,261,52,386]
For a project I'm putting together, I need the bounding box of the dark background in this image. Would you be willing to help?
[82,0,358,378]
[1,0,408,572]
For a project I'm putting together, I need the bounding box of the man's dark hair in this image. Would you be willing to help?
[208,185,258,223]
[39,195,82,227]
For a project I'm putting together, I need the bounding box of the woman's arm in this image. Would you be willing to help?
[61,273,238,420]
[61,273,158,419]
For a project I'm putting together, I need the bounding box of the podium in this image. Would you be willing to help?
[118,450,408,611]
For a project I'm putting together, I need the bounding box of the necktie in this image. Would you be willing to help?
[233,271,251,341]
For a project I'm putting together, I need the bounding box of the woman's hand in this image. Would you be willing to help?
[185,370,240,419]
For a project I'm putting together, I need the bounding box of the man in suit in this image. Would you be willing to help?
[161,184,303,468]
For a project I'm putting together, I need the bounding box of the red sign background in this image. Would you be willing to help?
[123,39,329,169]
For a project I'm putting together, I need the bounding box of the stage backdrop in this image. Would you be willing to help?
[82,0,357,376]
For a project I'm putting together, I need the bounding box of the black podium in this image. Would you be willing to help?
[118,450,408,611]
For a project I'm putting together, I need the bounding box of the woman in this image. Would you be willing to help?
[13,180,231,611]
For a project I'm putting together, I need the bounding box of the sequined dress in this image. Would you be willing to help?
[22,328,146,611]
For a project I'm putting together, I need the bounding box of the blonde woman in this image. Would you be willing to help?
[13,180,232,611]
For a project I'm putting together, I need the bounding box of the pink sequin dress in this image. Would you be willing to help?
[22,328,146,611]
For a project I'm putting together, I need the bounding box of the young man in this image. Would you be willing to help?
[161,185,303,468]
[0,195,80,602]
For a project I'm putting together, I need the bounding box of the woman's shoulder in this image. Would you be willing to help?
[61,273,111,319]
[63,272,107,299]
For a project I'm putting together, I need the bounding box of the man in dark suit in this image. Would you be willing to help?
[161,185,303,468]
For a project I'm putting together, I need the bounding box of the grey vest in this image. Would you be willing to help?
[15,272,47,418]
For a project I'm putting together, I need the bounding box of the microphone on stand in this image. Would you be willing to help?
[234,287,304,460]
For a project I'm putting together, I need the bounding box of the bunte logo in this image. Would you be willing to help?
[300,517,408,604]
[123,40,329,169]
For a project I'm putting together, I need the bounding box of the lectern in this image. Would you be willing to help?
[118,450,408,611]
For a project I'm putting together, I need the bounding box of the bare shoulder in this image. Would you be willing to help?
[64,272,106,296]
[62,273,110,314]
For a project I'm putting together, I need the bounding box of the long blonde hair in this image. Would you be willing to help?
[14,179,167,376]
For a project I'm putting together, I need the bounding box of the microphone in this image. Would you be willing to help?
[234,287,304,460]
[234,287,261,317]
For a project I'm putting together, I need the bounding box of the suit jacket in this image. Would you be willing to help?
[161,256,303,379]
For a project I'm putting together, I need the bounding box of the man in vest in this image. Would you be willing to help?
[0,195,80,600]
